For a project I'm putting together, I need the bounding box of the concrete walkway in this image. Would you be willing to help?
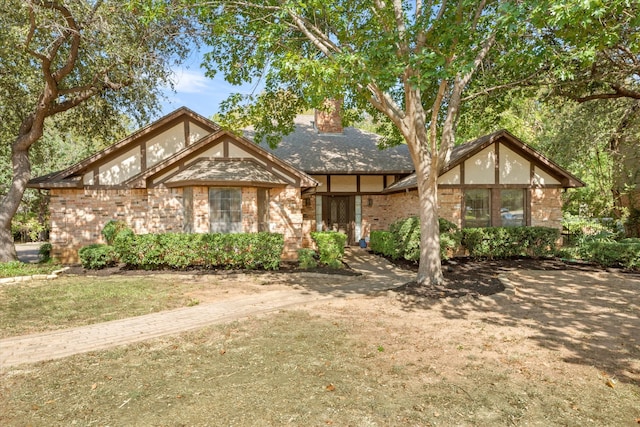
[0,248,414,369]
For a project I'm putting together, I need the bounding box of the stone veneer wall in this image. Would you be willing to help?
[49,185,303,264]
[269,187,304,261]
[49,188,184,263]
[301,195,316,248]
[360,189,464,234]
[530,188,563,229]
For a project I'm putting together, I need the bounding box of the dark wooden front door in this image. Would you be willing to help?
[322,196,355,244]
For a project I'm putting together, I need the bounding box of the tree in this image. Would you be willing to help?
[0,0,195,262]
[185,0,544,286]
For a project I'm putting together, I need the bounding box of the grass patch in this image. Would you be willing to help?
[0,275,213,338]
[0,261,62,278]
[1,311,638,426]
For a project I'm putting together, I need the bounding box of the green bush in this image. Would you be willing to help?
[78,244,118,269]
[462,226,560,259]
[620,238,640,244]
[370,217,461,262]
[311,231,346,268]
[562,213,621,244]
[114,232,284,270]
[369,231,398,258]
[578,241,640,269]
[101,220,131,245]
[439,217,458,233]
[390,217,421,261]
[38,242,52,263]
[297,248,318,269]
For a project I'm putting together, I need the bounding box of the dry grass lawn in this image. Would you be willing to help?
[1,268,639,426]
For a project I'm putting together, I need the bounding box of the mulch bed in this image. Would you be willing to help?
[391,256,632,299]
[62,255,636,300]
[61,263,361,277]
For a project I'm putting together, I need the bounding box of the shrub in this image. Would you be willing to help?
[369,218,461,262]
[439,217,458,233]
[440,230,462,261]
[580,241,640,269]
[462,226,560,259]
[297,248,318,269]
[369,231,398,258]
[390,217,421,262]
[101,220,131,245]
[311,231,346,268]
[78,244,117,269]
[113,232,284,270]
[38,242,52,263]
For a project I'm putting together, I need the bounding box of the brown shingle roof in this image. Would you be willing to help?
[245,115,415,174]
[163,158,290,188]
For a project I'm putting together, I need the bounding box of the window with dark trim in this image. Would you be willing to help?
[500,189,525,227]
[257,188,269,232]
[464,188,527,227]
[209,188,242,233]
[183,187,194,233]
[464,189,491,228]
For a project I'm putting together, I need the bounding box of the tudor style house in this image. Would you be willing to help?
[28,107,584,263]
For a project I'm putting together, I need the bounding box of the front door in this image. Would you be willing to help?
[322,196,355,244]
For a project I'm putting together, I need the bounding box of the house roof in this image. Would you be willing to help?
[384,129,585,192]
[163,158,289,188]
[244,115,415,174]
[27,108,318,190]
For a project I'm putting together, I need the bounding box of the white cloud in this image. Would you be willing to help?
[170,68,213,94]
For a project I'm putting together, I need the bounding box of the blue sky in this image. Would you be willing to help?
[160,50,258,119]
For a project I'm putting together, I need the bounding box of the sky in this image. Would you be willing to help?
[160,50,259,120]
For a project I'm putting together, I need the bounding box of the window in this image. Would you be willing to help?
[464,188,527,227]
[183,187,194,233]
[464,189,491,228]
[257,188,269,232]
[500,189,525,227]
[209,188,242,233]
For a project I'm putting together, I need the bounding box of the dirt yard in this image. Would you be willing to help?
[2,259,639,426]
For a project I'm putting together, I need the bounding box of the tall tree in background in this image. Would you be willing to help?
[0,0,195,262]
[190,0,543,286]
[458,1,640,227]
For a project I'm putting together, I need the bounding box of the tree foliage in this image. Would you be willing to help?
[0,0,197,261]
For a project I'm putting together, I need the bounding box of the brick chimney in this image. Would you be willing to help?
[314,98,343,134]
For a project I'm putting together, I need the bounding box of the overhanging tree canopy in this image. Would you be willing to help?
[0,0,196,262]
[188,0,541,286]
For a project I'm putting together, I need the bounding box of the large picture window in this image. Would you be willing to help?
[500,189,525,227]
[209,188,242,233]
[464,189,491,228]
[464,188,527,227]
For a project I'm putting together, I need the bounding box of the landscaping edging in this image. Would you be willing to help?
[0,267,70,285]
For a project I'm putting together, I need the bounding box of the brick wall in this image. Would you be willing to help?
[49,188,183,263]
[360,189,463,234]
[530,188,563,229]
[50,185,304,264]
[270,187,304,261]
[314,99,343,133]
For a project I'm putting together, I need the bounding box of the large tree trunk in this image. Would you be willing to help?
[416,167,443,286]
[0,142,34,263]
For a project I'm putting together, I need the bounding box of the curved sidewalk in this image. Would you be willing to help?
[0,248,414,370]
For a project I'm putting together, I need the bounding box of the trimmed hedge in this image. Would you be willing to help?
[113,231,284,270]
[369,230,397,259]
[101,220,131,245]
[579,241,640,269]
[461,226,559,259]
[369,217,461,262]
[297,248,318,269]
[311,231,346,268]
[78,244,118,269]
